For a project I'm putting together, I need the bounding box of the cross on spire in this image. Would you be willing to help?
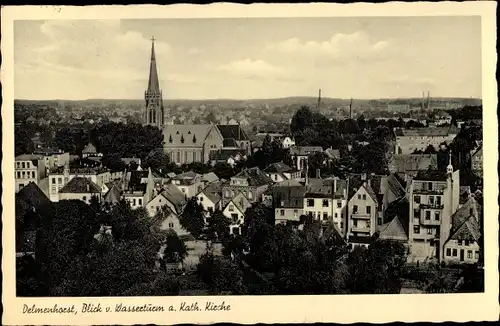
[151,36,156,42]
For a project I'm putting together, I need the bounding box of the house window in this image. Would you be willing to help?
[16,162,20,168]
[199,196,204,202]
[425,211,431,220]
[52,178,56,184]
[138,199,142,206]
[452,249,457,257]
[16,172,20,178]
[133,199,136,206]
[458,240,463,246]
[82,196,87,201]
[323,213,328,221]
[231,214,238,222]
[22,162,25,169]
[413,225,420,234]
[358,194,361,200]
[156,206,160,212]
[353,220,358,227]
[307,199,314,207]
[428,182,433,191]
[378,218,382,225]
[427,228,432,235]
[248,192,253,200]
[353,205,358,213]
[340,222,344,229]
[293,209,298,215]
[337,202,342,208]
[22,171,26,178]
[475,251,479,259]
[436,196,441,206]
[19,183,25,189]
[414,195,421,203]
[229,205,234,212]
[467,250,472,259]
[280,210,285,216]
[58,177,62,183]
[464,240,469,246]
[446,248,451,256]
[366,206,371,214]
[225,190,230,197]
[362,194,366,200]
[429,196,434,205]
[32,171,36,178]
[334,213,338,218]
[168,222,174,228]
[434,212,440,221]
[322,200,329,207]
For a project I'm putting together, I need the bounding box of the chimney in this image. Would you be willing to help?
[361,173,367,181]
[367,179,371,188]
[334,177,337,193]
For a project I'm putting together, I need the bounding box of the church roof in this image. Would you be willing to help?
[163,124,219,148]
[216,124,249,141]
[147,39,161,94]
[60,177,101,194]
[390,154,438,173]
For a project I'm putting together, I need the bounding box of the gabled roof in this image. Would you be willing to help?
[104,184,121,204]
[82,143,97,154]
[16,182,52,231]
[347,174,380,203]
[447,197,481,242]
[160,184,187,214]
[378,216,408,241]
[324,148,341,160]
[202,172,219,184]
[233,167,273,187]
[386,174,406,199]
[216,124,249,141]
[223,138,239,148]
[390,154,438,173]
[163,124,220,148]
[198,181,222,204]
[394,126,456,137]
[263,162,296,174]
[60,177,101,194]
[305,178,347,199]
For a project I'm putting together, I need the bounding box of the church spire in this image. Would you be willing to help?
[147,36,160,94]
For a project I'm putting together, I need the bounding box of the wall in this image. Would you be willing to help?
[347,186,377,239]
[275,208,303,224]
[59,192,101,204]
[443,239,480,264]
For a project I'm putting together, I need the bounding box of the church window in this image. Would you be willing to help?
[176,131,180,135]
[180,134,185,143]
[188,131,191,134]
[169,135,173,143]
[193,134,197,143]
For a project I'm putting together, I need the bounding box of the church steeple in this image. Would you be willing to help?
[147,37,160,94]
[144,36,164,128]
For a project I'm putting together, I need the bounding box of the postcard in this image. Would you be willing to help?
[2,2,499,325]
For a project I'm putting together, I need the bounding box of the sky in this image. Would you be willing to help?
[14,16,482,100]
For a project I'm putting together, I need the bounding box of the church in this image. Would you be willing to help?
[143,38,249,164]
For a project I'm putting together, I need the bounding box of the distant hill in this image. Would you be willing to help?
[15,97,482,107]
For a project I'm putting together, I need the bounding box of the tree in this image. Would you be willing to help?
[142,149,170,170]
[206,210,231,241]
[101,153,126,171]
[424,144,437,154]
[162,230,188,266]
[15,126,35,156]
[290,106,314,134]
[179,198,205,238]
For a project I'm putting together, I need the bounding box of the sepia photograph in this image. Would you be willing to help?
[2,2,498,325]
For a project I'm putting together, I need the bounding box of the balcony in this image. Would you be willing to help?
[351,226,370,233]
[351,213,371,220]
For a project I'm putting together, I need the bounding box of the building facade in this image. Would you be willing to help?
[163,124,224,164]
[394,126,458,154]
[15,154,46,193]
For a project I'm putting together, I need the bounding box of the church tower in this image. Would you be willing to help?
[144,37,165,127]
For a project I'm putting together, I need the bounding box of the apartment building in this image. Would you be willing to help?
[221,167,273,207]
[170,171,204,199]
[15,154,46,193]
[303,177,348,235]
[346,179,379,247]
[394,126,459,154]
[263,162,301,183]
[289,146,323,171]
[58,177,102,204]
[272,179,306,224]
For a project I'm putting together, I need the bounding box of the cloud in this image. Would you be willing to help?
[187,47,206,55]
[218,58,300,82]
[19,20,171,82]
[264,31,393,64]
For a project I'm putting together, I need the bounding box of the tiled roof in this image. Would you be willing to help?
[82,143,97,153]
[378,216,408,241]
[272,184,306,209]
[324,148,341,160]
[160,184,187,214]
[233,167,273,187]
[60,177,101,193]
[202,172,219,184]
[216,124,249,141]
[394,126,456,137]
[386,174,406,199]
[347,174,382,203]
[104,184,121,204]
[223,138,239,148]
[163,124,217,148]
[390,154,438,173]
[172,171,200,185]
[448,197,481,242]
[15,154,44,161]
[305,178,347,199]
[263,162,295,174]
[289,146,323,156]
[199,181,222,204]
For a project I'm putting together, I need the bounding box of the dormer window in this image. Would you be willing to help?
[176,131,180,134]
[180,134,185,143]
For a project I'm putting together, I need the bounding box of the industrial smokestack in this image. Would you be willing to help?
[427,91,431,110]
[317,89,322,110]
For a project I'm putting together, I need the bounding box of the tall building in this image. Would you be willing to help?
[144,37,165,127]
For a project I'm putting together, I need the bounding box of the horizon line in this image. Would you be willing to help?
[14,95,482,102]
